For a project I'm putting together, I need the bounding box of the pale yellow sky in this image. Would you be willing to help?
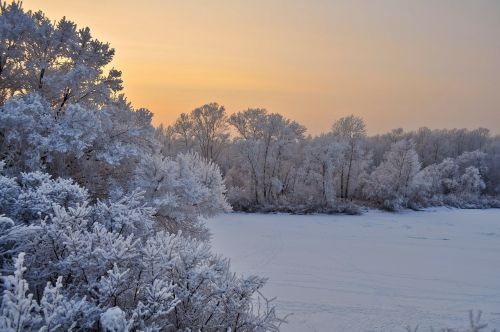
[21,0,500,134]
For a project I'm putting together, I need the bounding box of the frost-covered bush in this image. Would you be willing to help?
[17,172,88,222]
[0,171,88,223]
[0,253,99,331]
[0,171,281,331]
[412,153,491,209]
[135,152,230,239]
[0,174,20,218]
[357,146,495,211]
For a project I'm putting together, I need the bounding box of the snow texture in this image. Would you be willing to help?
[208,209,500,331]
[100,307,128,332]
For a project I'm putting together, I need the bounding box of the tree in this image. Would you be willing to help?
[134,152,230,239]
[0,93,158,199]
[303,134,345,207]
[170,103,229,163]
[460,166,485,198]
[332,115,367,200]
[0,2,122,110]
[363,139,421,210]
[190,103,229,162]
[172,112,194,152]
[0,3,156,200]
[227,108,306,208]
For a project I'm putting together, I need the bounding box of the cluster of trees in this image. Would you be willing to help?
[0,3,282,331]
[165,108,500,212]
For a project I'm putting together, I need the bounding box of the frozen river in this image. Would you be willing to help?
[208,209,500,331]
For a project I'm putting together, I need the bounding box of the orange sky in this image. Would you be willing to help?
[21,0,500,134]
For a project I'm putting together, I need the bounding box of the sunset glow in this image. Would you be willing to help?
[22,0,500,134]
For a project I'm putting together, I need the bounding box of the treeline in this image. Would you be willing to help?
[161,105,500,212]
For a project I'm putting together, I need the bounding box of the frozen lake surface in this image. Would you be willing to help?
[208,209,500,331]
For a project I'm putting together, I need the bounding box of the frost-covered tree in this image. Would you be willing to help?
[301,134,345,208]
[412,151,489,208]
[170,103,229,163]
[0,2,122,109]
[332,115,368,200]
[363,139,421,210]
[172,113,195,152]
[222,112,499,211]
[0,93,158,199]
[460,166,485,198]
[227,108,306,209]
[134,152,230,239]
[190,103,229,162]
[0,3,160,201]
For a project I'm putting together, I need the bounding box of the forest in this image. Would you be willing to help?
[162,105,500,213]
[0,2,498,331]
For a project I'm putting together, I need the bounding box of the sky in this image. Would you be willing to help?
[21,0,500,135]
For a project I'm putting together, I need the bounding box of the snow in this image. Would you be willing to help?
[100,307,127,332]
[208,209,500,331]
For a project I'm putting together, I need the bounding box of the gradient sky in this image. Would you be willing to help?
[22,0,500,134]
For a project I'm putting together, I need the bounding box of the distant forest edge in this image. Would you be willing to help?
[162,107,500,213]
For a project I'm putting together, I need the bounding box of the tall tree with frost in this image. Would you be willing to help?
[169,103,229,162]
[304,134,345,207]
[190,103,229,162]
[363,139,421,210]
[228,108,305,207]
[0,2,122,109]
[332,115,367,200]
[172,112,195,152]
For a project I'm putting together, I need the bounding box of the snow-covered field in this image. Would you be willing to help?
[208,209,500,331]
